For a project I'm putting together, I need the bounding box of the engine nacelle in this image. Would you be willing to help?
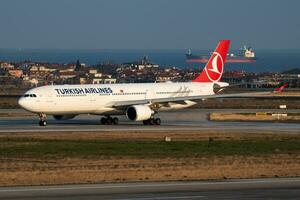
[53,115,77,120]
[126,105,153,121]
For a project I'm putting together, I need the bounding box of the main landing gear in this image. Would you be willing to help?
[38,114,47,126]
[100,116,119,125]
[143,117,161,125]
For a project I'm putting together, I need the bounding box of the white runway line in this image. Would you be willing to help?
[118,196,205,200]
[0,178,300,193]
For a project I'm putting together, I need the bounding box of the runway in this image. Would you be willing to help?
[0,178,300,199]
[0,109,300,133]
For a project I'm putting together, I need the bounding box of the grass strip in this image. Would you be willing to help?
[1,138,300,159]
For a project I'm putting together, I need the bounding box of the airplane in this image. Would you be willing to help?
[18,40,287,126]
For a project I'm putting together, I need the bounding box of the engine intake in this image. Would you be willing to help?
[126,105,153,121]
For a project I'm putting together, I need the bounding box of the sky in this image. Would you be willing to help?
[0,0,300,50]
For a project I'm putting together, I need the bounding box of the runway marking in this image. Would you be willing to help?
[119,196,205,200]
[0,124,299,133]
[0,127,237,133]
[0,178,300,193]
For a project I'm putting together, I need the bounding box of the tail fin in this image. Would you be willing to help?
[273,83,289,93]
[193,40,230,82]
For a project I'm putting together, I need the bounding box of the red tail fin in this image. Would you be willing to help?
[193,40,230,82]
[274,83,289,93]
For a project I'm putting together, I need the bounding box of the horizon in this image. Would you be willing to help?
[1,48,300,73]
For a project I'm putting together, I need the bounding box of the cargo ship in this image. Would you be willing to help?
[186,46,256,63]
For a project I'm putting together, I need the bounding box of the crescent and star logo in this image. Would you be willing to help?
[204,52,224,82]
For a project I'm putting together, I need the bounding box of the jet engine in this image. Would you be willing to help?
[53,115,77,120]
[126,105,153,121]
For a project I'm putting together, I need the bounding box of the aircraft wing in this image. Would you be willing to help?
[109,84,292,108]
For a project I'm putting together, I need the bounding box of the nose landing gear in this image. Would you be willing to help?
[38,114,47,126]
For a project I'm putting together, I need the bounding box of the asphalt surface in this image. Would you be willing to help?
[0,109,300,133]
[0,178,300,200]
[0,110,300,199]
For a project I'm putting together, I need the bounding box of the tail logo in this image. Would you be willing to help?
[205,52,224,82]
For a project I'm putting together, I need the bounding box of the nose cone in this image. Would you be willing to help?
[18,97,32,111]
[18,97,26,109]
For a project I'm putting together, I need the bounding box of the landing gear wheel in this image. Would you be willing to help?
[143,117,161,125]
[38,114,47,126]
[101,116,119,125]
[112,117,119,125]
[149,118,155,125]
[100,117,107,125]
[106,117,113,125]
[39,121,47,126]
[154,118,161,125]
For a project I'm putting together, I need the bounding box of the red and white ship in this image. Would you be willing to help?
[186,46,256,63]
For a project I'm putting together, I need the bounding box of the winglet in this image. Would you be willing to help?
[273,83,289,93]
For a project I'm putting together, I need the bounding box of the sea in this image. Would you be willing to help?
[0,49,300,73]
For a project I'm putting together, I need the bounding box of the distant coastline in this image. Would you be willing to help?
[1,49,300,73]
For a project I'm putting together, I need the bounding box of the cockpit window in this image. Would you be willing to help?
[23,94,37,98]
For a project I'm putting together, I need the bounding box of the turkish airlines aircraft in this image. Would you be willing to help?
[18,40,286,126]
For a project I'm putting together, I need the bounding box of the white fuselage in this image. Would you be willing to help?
[18,82,226,116]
